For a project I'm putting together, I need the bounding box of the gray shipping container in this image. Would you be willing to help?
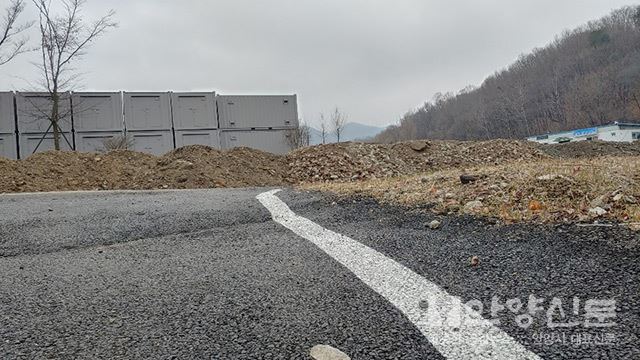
[128,130,174,156]
[0,133,18,159]
[0,92,15,133]
[175,129,220,149]
[217,95,298,129]
[171,92,217,130]
[16,92,72,133]
[72,92,123,132]
[123,92,172,131]
[75,131,125,152]
[220,129,293,154]
[0,92,16,159]
[19,132,73,157]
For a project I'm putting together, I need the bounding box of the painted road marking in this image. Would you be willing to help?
[257,189,541,360]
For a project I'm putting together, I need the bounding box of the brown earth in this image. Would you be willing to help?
[286,139,548,182]
[1,139,638,196]
[0,145,288,193]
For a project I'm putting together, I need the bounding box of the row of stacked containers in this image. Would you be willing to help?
[0,91,299,159]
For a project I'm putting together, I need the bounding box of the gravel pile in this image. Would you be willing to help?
[286,143,418,182]
[287,140,548,183]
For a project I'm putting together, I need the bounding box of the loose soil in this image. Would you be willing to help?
[2,139,640,227]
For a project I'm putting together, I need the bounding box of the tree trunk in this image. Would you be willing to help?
[51,91,60,150]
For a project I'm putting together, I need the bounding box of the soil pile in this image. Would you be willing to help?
[286,140,548,182]
[151,146,288,188]
[0,145,288,193]
[0,140,637,194]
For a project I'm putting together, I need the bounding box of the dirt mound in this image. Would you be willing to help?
[287,140,548,183]
[0,146,289,193]
[0,150,158,193]
[287,143,418,182]
[538,141,640,158]
[2,139,638,194]
[150,145,288,189]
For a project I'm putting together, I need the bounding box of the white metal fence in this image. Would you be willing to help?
[0,91,298,159]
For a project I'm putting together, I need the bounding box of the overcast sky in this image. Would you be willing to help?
[1,0,638,128]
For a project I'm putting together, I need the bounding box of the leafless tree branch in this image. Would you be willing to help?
[331,107,346,143]
[285,121,311,149]
[0,0,33,65]
[31,0,117,150]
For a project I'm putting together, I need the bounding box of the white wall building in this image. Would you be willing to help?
[527,122,640,144]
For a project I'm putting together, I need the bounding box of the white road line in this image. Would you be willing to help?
[257,189,541,360]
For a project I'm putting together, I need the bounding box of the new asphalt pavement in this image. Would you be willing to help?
[0,188,637,359]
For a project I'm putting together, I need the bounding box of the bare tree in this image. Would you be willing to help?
[31,0,117,150]
[319,113,327,144]
[330,107,346,143]
[0,0,32,65]
[285,121,311,150]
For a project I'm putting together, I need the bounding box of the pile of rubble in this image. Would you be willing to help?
[287,139,548,183]
[286,143,417,182]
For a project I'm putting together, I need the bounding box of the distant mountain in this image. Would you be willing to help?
[374,5,640,143]
[309,122,384,145]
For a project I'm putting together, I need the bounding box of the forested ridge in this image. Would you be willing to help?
[375,6,640,142]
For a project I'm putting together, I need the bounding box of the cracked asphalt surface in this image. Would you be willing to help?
[1,189,638,359]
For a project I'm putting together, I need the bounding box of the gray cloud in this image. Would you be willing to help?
[1,0,637,127]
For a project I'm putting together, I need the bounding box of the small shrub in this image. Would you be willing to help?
[103,135,133,151]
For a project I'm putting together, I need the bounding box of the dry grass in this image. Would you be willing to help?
[302,156,640,226]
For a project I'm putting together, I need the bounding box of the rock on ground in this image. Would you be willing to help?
[310,345,351,360]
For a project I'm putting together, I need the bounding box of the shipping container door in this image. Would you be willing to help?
[16,93,72,133]
[0,133,17,159]
[124,93,171,131]
[73,93,123,132]
[171,93,217,129]
[218,95,298,129]
[175,130,220,148]
[221,130,292,154]
[76,132,123,152]
[129,131,173,156]
[0,92,14,133]
[19,133,73,157]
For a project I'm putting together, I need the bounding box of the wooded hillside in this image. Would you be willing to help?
[375,6,640,142]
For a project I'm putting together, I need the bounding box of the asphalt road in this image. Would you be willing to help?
[0,188,638,359]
